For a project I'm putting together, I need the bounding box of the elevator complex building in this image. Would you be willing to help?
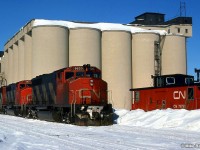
[0,13,192,109]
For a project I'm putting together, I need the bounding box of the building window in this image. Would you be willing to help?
[185,29,188,33]
[177,28,180,33]
[168,29,170,33]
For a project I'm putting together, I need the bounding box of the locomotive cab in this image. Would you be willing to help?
[13,80,33,116]
[15,80,32,106]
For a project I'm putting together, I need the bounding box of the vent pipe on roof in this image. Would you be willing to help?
[194,68,200,83]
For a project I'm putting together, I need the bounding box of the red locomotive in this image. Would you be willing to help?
[131,69,200,111]
[0,65,113,126]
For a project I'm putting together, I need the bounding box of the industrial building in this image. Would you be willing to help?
[0,13,192,110]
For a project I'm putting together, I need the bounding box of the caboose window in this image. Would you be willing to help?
[135,91,140,102]
[166,77,175,85]
[156,77,164,87]
[65,72,74,79]
[185,78,193,85]
[188,88,194,100]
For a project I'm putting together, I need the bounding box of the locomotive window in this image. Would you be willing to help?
[188,88,194,100]
[26,84,32,87]
[65,72,74,79]
[135,91,140,102]
[76,72,84,77]
[20,84,25,89]
[166,77,175,85]
[185,78,193,85]
[57,73,62,79]
[93,73,101,78]
[86,72,92,77]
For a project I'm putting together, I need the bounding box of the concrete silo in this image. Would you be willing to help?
[32,26,69,78]
[102,30,132,110]
[24,33,32,80]
[132,32,160,88]
[162,35,186,75]
[0,57,4,74]
[18,38,25,81]
[8,47,14,84]
[0,54,4,72]
[13,43,19,83]
[69,28,101,69]
[0,56,6,86]
[3,51,8,85]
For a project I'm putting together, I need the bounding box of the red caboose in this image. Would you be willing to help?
[131,74,200,111]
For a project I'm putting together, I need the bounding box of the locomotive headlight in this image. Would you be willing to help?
[90,80,94,86]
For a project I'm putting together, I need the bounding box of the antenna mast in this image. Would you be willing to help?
[180,1,186,17]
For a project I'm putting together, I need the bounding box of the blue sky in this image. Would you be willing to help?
[0,0,199,75]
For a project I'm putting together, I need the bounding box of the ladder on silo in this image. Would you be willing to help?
[154,41,161,76]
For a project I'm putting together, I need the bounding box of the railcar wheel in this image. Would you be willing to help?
[52,110,62,122]
[63,112,73,124]
[14,109,19,116]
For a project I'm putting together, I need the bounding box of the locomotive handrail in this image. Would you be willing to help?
[69,90,75,117]
[80,89,92,105]
[107,90,113,105]
[74,90,78,117]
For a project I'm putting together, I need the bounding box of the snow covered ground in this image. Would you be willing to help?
[0,109,200,150]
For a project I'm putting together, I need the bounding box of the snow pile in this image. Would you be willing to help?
[115,108,200,131]
[1,109,200,149]
[33,19,167,35]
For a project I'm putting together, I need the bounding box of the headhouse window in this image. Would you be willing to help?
[65,72,74,79]
[166,77,175,85]
[177,28,180,33]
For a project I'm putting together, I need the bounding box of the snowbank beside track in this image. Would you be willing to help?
[115,108,200,131]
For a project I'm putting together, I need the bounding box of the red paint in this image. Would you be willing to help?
[15,80,32,105]
[56,66,108,106]
[131,85,200,111]
[0,86,7,105]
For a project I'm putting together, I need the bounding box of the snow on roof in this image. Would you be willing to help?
[33,19,167,35]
